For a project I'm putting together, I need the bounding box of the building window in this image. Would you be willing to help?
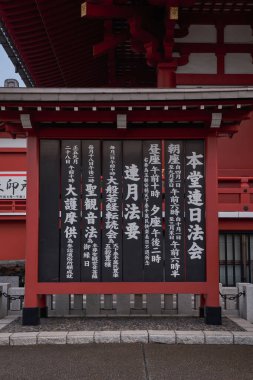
[219,233,253,286]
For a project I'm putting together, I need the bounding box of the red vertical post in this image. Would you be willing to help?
[157,62,177,88]
[205,134,221,324]
[22,134,41,325]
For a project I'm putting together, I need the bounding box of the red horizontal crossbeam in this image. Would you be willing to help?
[175,43,253,54]
[36,281,209,295]
[0,109,249,123]
[176,74,253,86]
[179,13,253,25]
[81,2,135,19]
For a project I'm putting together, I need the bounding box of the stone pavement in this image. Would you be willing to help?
[1,344,253,380]
[0,315,252,346]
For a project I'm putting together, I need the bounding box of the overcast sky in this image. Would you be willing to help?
[0,44,25,87]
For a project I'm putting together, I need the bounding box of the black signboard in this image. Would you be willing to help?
[185,140,206,281]
[143,141,164,281]
[39,140,60,282]
[102,141,123,281]
[81,141,101,281]
[39,138,207,284]
[123,141,143,281]
[165,140,185,281]
[60,140,81,282]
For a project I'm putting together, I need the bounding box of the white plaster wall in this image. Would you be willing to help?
[224,26,253,44]
[175,25,216,43]
[224,26,253,74]
[176,53,217,74]
[0,138,27,148]
[175,25,217,74]
[225,54,253,74]
[175,25,253,75]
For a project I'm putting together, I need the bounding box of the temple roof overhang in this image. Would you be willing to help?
[1,1,253,88]
[0,87,252,137]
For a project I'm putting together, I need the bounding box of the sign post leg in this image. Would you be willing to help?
[199,294,206,317]
[204,135,221,324]
[22,135,41,325]
[39,295,48,318]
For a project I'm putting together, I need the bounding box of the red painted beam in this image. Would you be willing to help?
[219,219,253,231]
[148,0,194,5]
[0,110,249,123]
[0,99,252,109]
[36,281,209,295]
[81,3,135,19]
[36,127,216,140]
[175,43,253,54]
[179,13,253,25]
[176,74,253,86]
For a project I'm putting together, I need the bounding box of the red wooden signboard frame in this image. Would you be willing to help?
[23,127,220,323]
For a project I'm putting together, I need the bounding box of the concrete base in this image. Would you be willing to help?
[104,295,113,310]
[204,331,233,344]
[116,295,130,315]
[73,295,83,311]
[54,295,69,316]
[176,331,204,344]
[147,294,161,315]
[0,283,10,319]
[22,307,40,326]
[121,330,148,343]
[134,294,143,310]
[164,295,173,311]
[67,331,94,344]
[204,306,222,325]
[95,331,120,343]
[38,332,67,345]
[178,294,192,315]
[86,294,100,316]
[245,284,253,323]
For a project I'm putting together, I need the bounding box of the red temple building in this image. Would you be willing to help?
[1,0,253,325]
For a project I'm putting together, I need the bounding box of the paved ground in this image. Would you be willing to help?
[0,344,253,380]
[1,316,243,333]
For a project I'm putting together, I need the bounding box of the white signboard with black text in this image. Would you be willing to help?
[0,172,26,199]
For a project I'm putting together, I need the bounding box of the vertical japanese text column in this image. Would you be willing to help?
[123,141,143,281]
[165,141,185,281]
[60,141,81,282]
[102,141,122,281]
[82,141,101,281]
[185,140,206,282]
[143,141,163,281]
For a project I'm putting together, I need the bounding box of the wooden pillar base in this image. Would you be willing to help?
[22,307,40,326]
[40,306,48,318]
[204,306,222,325]
[199,294,206,317]
[199,307,204,318]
